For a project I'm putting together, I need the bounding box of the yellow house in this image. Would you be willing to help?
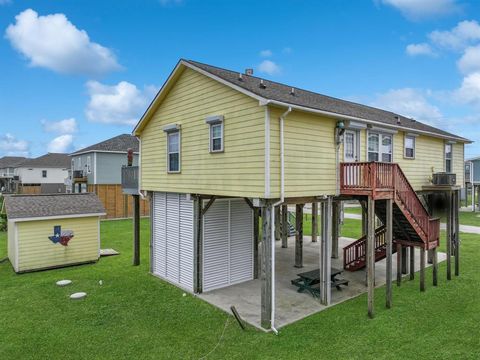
[133,59,470,329]
[4,193,106,273]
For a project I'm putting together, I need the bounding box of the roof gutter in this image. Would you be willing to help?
[260,99,472,144]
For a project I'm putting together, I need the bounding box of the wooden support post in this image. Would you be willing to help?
[331,201,339,259]
[420,247,426,292]
[320,198,332,306]
[446,191,452,280]
[386,199,393,309]
[311,202,318,243]
[396,243,402,286]
[294,204,304,268]
[260,203,273,330]
[281,204,288,248]
[401,246,408,275]
[193,197,203,293]
[253,207,260,279]
[367,196,375,318]
[454,190,460,277]
[409,246,415,280]
[274,205,281,243]
[361,201,368,236]
[133,194,140,266]
[432,247,438,286]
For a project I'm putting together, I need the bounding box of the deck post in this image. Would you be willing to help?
[367,196,375,318]
[311,202,318,243]
[275,205,281,243]
[361,201,367,236]
[454,190,460,277]
[281,204,288,248]
[294,204,304,268]
[446,191,452,280]
[396,243,402,286]
[331,201,340,259]
[386,198,393,309]
[432,246,438,286]
[320,198,332,305]
[253,207,260,279]
[401,246,408,275]
[420,247,426,292]
[260,202,273,329]
[133,194,140,266]
[409,246,415,280]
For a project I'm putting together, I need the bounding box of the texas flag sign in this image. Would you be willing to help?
[48,225,74,246]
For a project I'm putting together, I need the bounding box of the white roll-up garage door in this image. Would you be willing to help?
[203,199,253,292]
[152,192,194,291]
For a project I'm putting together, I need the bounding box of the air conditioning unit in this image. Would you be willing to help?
[432,172,456,186]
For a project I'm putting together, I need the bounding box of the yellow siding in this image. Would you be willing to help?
[453,142,464,185]
[16,216,99,272]
[140,67,265,197]
[269,107,337,197]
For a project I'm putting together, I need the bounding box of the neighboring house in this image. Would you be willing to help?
[70,134,149,218]
[133,59,469,329]
[15,153,70,194]
[0,156,27,193]
[465,157,480,210]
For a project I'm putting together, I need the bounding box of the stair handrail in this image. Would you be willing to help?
[343,226,387,269]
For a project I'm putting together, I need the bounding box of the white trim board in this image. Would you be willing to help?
[10,212,106,223]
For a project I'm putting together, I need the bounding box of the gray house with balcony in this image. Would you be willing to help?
[0,156,27,193]
[465,157,480,210]
[69,134,148,218]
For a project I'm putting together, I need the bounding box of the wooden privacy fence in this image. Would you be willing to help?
[88,184,149,219]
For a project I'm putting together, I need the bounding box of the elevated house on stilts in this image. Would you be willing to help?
[130,59,470,330]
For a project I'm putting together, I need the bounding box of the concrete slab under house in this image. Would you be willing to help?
[129,59,468,331]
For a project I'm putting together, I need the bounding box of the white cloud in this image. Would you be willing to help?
[0,133,29,156]
[41,118,78,134]
[5,9,122,76]
[47,134,73,153]
[457,45,480,75]
[406,43,436,57]
[454,72,480,106]
[85,81,157,126]
[371,88,443,124]
[428,20,480,51]
[259,49,272,57]
[258,60,281,76]
[379,0,460,20]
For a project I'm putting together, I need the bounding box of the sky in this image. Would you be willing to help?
[1,0,480,158]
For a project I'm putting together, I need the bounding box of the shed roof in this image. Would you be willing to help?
[4,193,106,220]
[0,156,28,168]
[19,153,70,168]
[71,134,138,155]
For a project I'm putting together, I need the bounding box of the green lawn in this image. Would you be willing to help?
[1,219,479,359]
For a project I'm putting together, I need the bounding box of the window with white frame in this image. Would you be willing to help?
[368,132,392,162]
[167,131,180,172]
[210,122,223,152]
[86,156,91,173]
[404,135,415,159]
[445,143,453,173]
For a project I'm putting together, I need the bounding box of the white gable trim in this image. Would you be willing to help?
[10,212,106,223]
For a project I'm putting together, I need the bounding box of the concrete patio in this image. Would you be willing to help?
[199,235,446,330]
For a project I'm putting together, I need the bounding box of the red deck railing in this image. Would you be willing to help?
[343,226,387,271]
[340,162,440,245]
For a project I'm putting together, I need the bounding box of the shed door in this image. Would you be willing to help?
[152,192,194,291]
[203,199,253,292]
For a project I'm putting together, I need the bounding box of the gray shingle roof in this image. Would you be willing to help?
[4,193,106,219]
[71,134,138,155]
[0,156,28,168]
[19,153,70,168]
[185,60,469,142]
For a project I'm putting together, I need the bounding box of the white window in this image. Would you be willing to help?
[210,123,224,152]
[404,135,415,159]
[86,156,91,174]
[42,170,47,178]
[368,132,392,162]
[167,131,180,173]
[71,158,74,170]
[445,144,453,173]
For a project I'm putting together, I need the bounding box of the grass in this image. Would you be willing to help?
[1,219,480,359]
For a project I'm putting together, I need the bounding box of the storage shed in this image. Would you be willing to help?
[3,193,106,273]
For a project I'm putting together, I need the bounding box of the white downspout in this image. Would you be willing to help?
[270,106,291,335]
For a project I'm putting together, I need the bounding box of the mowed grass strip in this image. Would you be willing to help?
[0,218,479,359]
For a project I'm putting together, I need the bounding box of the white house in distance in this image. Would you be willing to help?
[16,153,70,194]
[0,156,27,193]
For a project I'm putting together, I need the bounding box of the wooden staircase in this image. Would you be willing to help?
[340,162,441,271]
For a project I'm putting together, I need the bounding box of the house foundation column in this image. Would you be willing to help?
[385,198,393,309]
[432,247,438,286]
[319,198,332,305]
[446,191,452,280]
[253,207,260,279]
[332,201,340,259]
[401,246,408,275]
[396,243,402,286]
[311,202,318,243]
[260,202,273,330]
[420,247,426,292]
[294,204,304,268]
[281,204,288,248]
[367,196,375,318]
[409,246,415,280]
[454,190,460,276]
